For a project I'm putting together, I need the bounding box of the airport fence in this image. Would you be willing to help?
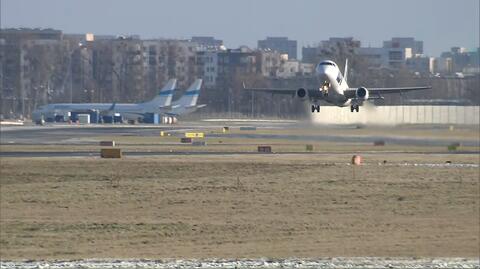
[311,106,480,125]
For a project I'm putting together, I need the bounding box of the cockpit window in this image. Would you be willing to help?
[319,62,336,67]
[336,72,343,84]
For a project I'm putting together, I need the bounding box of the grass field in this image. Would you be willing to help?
[1,153,478,260]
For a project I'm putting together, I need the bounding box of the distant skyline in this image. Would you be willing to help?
[1,0,479,57]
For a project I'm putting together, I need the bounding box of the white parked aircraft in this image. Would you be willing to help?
[32,79,177,123]
[244,60,431,112]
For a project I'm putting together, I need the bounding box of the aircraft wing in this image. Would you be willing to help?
[182,104,207,110]
[163,111,179,117]
[344,86,432,99]
[243,82,323,99]
[243,85,295,95]
[156,105,173,111]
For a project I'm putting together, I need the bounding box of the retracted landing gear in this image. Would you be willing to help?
[350,104,359,112]
[311,104,320,113]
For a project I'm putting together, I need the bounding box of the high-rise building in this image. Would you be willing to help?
[355,37,423,69]
[383,37,423,55]
[437,47,480,74]
[0,28,66,118]
[258,37,297,59]
[406,56,435,74]
[302,37,361,63]
[355,47,413,69]
[191,36,223,50]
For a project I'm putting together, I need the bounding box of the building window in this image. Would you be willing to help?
[389,51,403,61]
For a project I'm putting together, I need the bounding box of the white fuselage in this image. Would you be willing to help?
[32,78,178,122]
[32,102,162,122]
[315,61,351,107]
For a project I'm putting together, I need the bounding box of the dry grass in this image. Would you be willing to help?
[236,124,480,140]
[1,154,478,259]
[1,136,478,154]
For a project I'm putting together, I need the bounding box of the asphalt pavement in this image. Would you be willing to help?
[1,123,478,147]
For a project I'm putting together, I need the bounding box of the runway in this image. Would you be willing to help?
[1,122,478,147]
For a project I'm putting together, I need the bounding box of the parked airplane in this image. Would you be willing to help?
[244,60,431,112]
[32,79,177,124]
[161,79,205,124]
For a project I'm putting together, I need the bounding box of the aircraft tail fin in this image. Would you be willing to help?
[107,102,116,111]
[100,102,116,116]
[144,79,177,108]
[344,58,349,83]
[157,78,177,106]
[173,79,203,107]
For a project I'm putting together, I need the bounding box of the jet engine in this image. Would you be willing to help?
[162,116,171,124]
[356,87,369,100]
[162,116,178,124]
[296,88,308,100]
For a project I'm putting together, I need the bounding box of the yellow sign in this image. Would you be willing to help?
[185,132,204,138]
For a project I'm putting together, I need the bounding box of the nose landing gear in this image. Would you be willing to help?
[311,104,320,113]
[321,81,330,97]
[350,104,360,112]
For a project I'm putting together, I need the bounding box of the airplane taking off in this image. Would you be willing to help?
[162,79,206,124]
[32,79,177,123]
[244,60,431,112]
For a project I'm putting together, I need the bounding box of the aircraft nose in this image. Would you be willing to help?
[316,64,336,81]
[315,63,324,74]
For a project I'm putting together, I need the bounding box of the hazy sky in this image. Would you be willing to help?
[1,0,478,57]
